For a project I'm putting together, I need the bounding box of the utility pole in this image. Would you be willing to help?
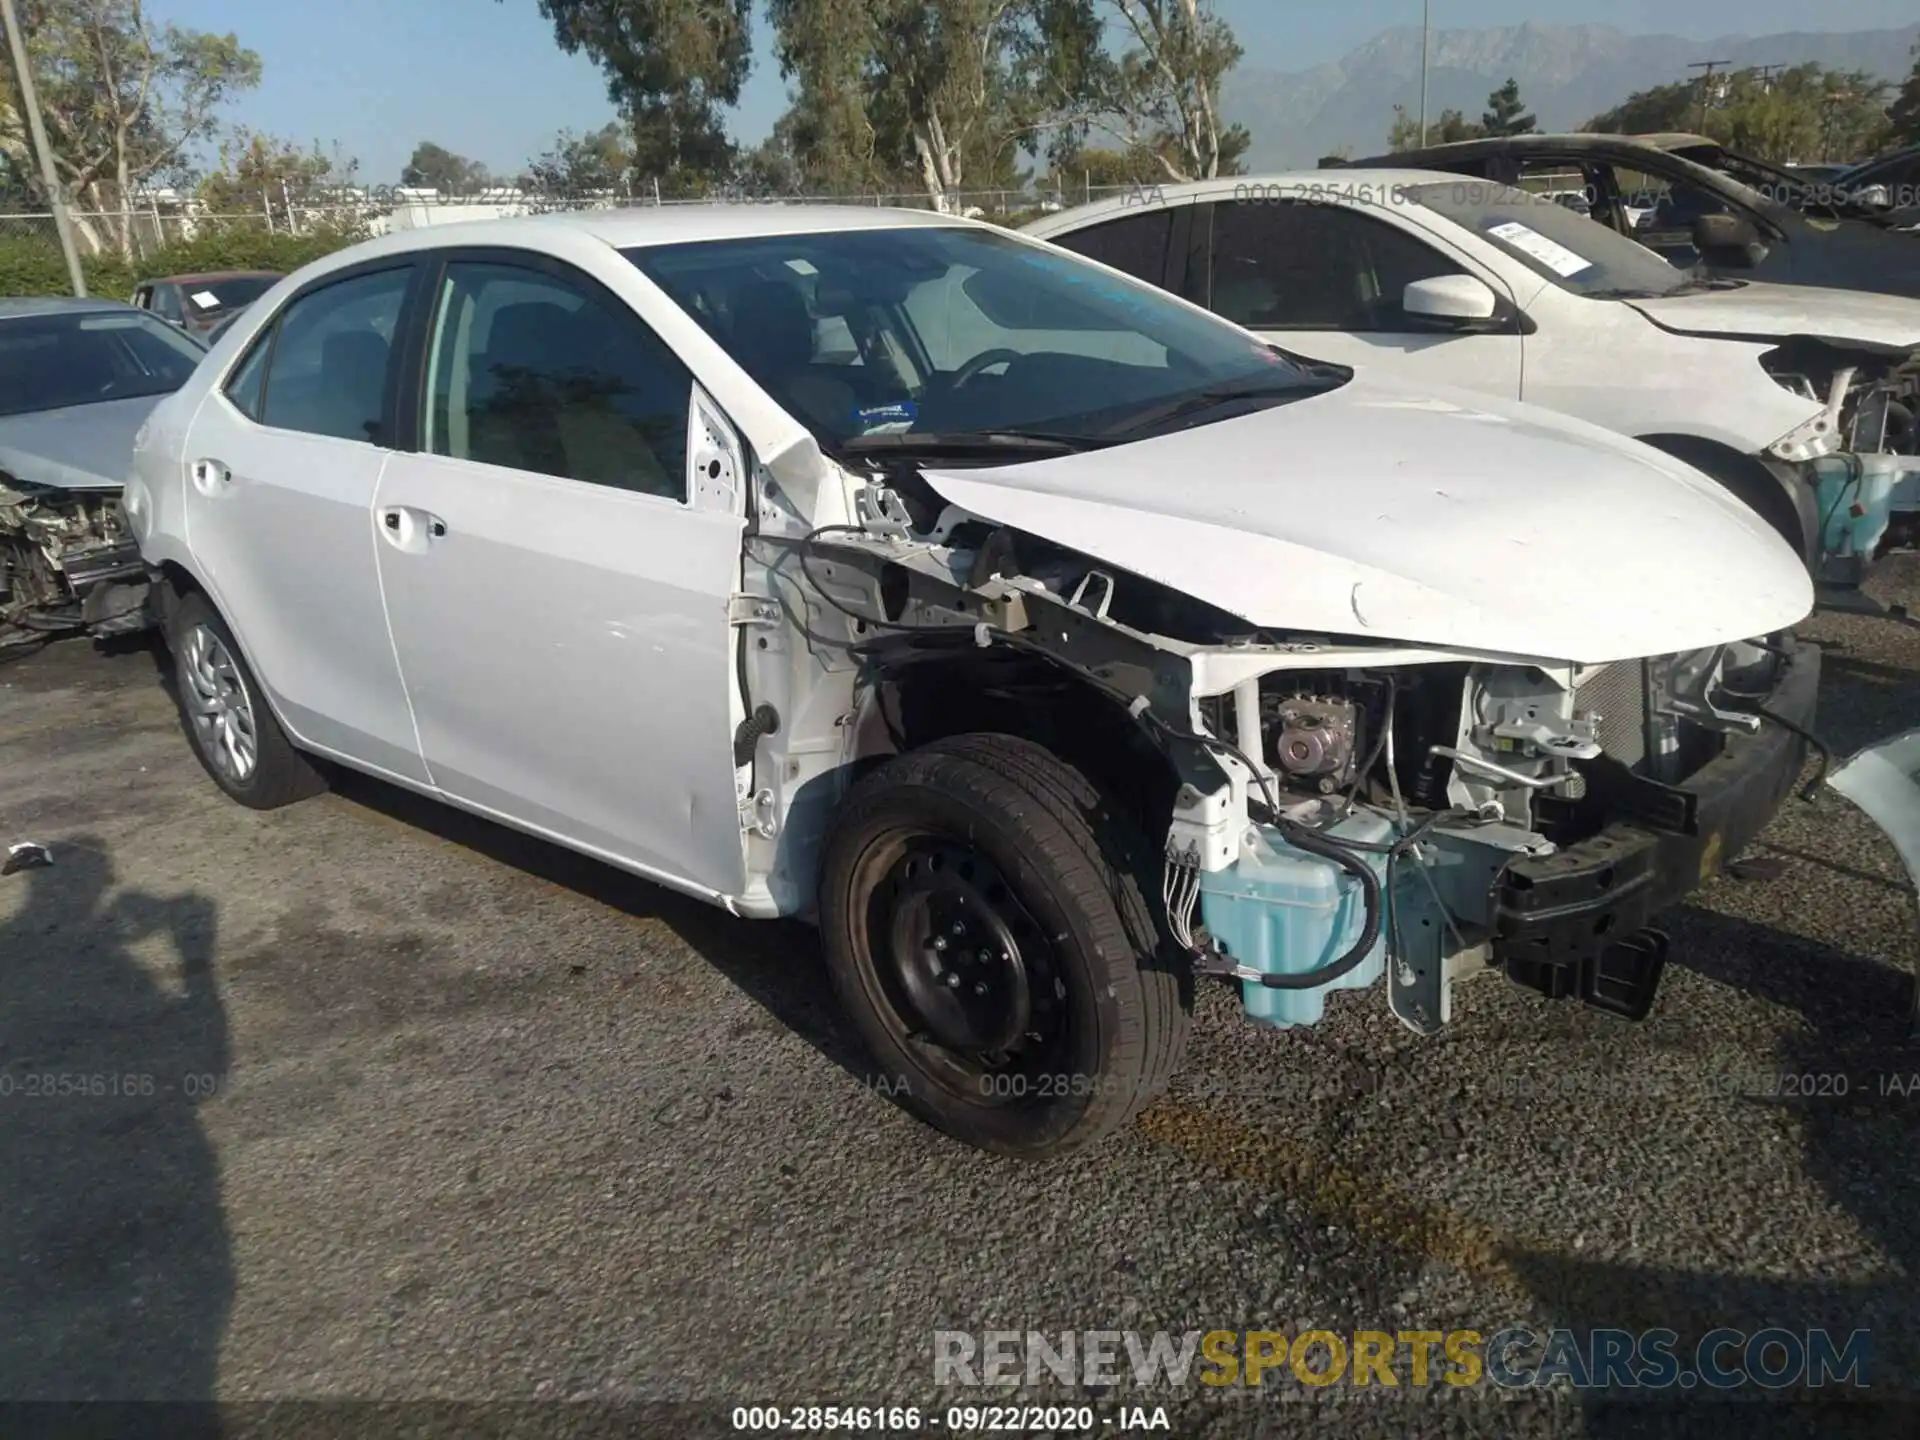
[0,0,86,296]
[1413,0,1428,147]
[1688,59,1731,134]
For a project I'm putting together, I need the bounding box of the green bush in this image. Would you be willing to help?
[0,224,369,301]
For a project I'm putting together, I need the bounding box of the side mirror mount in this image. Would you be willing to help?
[1403,274,1500,329]
[1692,212,1765,268]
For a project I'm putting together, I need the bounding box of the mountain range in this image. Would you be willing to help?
[1224,21,1920,168]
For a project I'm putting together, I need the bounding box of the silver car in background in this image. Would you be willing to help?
[0,297,206,649]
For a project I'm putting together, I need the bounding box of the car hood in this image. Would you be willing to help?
[1622,282,1920,350]
[921,375,1813,666]
[0,395,162,493]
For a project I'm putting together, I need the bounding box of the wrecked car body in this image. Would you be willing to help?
[757,381,1817,1043]
[0,478,149,647]
[1334,133,1920,301]
[0,300,205,650]
[133,210,1824,1158]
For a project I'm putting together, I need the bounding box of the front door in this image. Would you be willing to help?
[181,261,429,784]
[371,251,748,895]
[1184,197,1525,399]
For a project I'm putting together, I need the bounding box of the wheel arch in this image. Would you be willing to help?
[1635,432,1816,568]
[865,644,1183,843]
[155,563,310,752]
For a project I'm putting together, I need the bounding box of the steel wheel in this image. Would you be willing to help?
[181,621,259,784]
[858,831,1070,1101]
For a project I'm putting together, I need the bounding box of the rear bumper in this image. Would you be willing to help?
[1491,641,1819,993]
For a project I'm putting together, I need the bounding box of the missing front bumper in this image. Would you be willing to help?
[0,486,152,646]
[1490,641,1820,1014]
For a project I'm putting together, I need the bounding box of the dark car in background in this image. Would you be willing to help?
[0,297,206,648]
[1831,144,1920,231]
[1336,133,1920,298]
[131,270,283,338]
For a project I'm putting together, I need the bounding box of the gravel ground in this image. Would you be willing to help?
[2,562,1918,1439]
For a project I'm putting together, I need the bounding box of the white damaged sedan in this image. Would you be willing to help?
[129,207,1818,1157]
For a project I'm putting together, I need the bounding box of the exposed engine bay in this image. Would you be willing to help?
[737,464,1817,1039]
[0,477,151,651]
[1761,338,1920,566]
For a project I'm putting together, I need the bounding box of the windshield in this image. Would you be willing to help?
[1408,180,1699,298]
[0,310,205,417]
[181,276,277,317]
[625,225,1317,448]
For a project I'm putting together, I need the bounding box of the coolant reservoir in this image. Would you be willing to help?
[1813,453,1919,562]
[1199,810,1393,1028]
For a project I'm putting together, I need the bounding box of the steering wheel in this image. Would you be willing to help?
[949,348,1022,389]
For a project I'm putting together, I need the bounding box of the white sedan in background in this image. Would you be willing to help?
[1024,173,1920,584]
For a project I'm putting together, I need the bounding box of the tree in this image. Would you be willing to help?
[1046,141,1178,196]
[1583,79,1695,136]
[197,131,360,231]
[768,0,1101,209]
[1387,105,1480,151]
[520,123,632,203]
[1481,77,1535,137]
[1079,0,1248,181]
[1892,43,1920,148]
[510,0,751,195]
[1585,63,1890,162]
[0,0,260,255]
[400,140,490,195]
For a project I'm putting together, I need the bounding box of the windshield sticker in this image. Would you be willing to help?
[1486,221,1593,278]
[853,400,918,433]
[784,258,819,276]
[190,289,221,309]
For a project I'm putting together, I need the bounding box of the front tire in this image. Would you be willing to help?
[818,733,1189,1159]
[169,590,326,810]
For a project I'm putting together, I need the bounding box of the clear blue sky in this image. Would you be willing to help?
[163,0,1917,183]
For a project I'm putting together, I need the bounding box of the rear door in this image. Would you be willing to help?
[371,247,749,895]
[1180,196,1524,397]
[181,260,430,784]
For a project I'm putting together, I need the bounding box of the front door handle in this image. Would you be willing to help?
[377,506,448,552]
[190,458,231,493]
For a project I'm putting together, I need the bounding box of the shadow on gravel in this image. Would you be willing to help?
[0,836,232,1405]
[1497,908,1917,1437]
[322,768,877,1083]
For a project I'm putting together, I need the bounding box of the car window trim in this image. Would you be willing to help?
[1194,195,1529,337]
[1163,203,1194,293]
[397,243,697,505]
[214,258,421,443]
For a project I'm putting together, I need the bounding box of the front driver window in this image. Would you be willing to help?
[1205,200,1466,331]
[423,260,691,501]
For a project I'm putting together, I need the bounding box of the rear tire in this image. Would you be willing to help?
[818,733,1189,1159]
[169,590,326,810]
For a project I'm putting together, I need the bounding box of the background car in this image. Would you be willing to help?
[131,270,283,340]
[1337,134,1920,297]
[1829,144,1920,232]
[1023,174,1920,584]
[0,297,206,648]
